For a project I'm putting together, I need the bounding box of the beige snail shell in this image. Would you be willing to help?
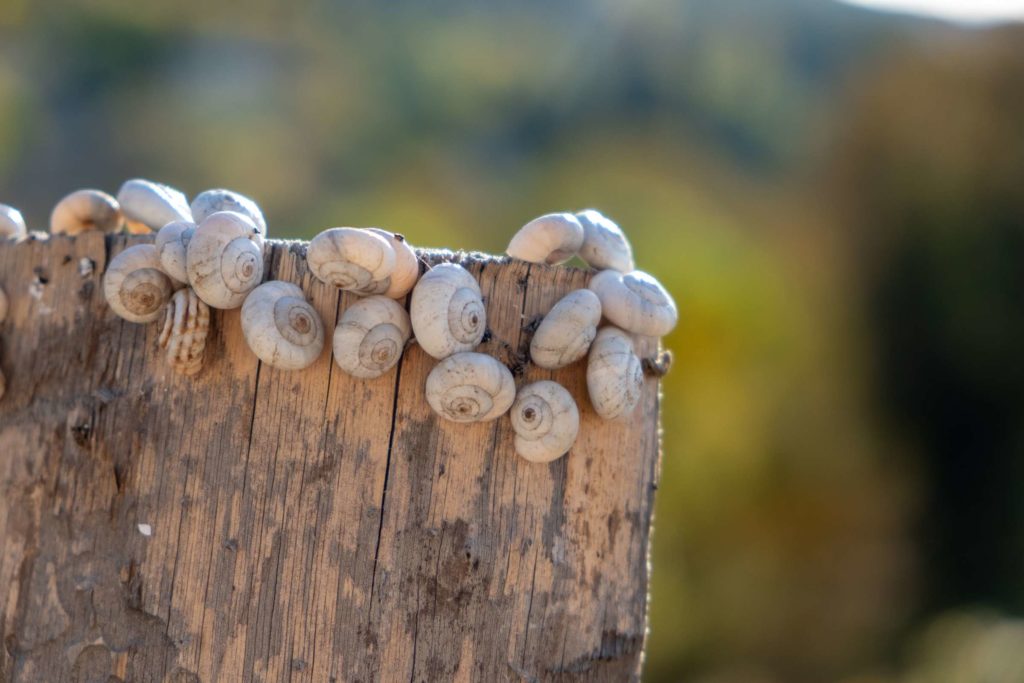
[367,228,420,299]
[157,287,210,376]
[186,211,264,309]
[425,351,515,423]
[529,289,602,369]
[50,189,123,235]
[588,269,677,338]
[0,204,27,239]
[155,220,196,284]
[506,213,584,265]
[307,227,395,294]
[191,189,267,239]
[103,244,176,323]
[575,209,635,272]
[410,263,486,359]
[510,380,580,463]
[586,326,644,420]
[333,295,411,378]
[116,179,192,233]
[241,281,325,370]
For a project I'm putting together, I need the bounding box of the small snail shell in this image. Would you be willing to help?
[50,189,123,235]
[510,381,580,463]
[0,204,27,239]
[588,269,677,337]
[425,352,515,423]
[158,287,210,376]
[576,209,635,272]
[529,289,602,369]
[586,327,644,420]
[506,213,584,265]
[410,263,486,359]
[241,281,325,370]
[186,211,264,309]
[307,228,395,293]
[155,220,196,284]
[367,228,420,299]
[191,189,267,238]
[103,244,175,323]
[333,295,411,378]
[116,179,192,233]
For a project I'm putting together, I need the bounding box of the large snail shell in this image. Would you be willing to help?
[530,289,602,369]
[588,269,677,337]
[155,220,196,284]
[587,326,644,420]
[0,204,27,239]
[367,228,420,299]
[50,189,123,235]
[307,228,395,293]
[410,263,486,359]
[333,295,411,378]
[191,189,267,238]
[158,287,210,376]
[186,211,264,309]
[241,281,325,370]
[506,213,584,265]
[103,244,175,323]
[117,179,192,233]
[425,352,515,423]
[576,209,635,272]
[510,381,580,463]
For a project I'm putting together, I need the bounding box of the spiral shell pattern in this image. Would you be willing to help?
[241,281,324,370]
[410,263,486,359]
[425,352,515,423]
[530,289,602,369]
[158,287,210,376]
[186,212,264,309]
[586,326,644,420]
[191,189,267,238]
[367,228,420,299]
[155,220,195,284]
[103,244,175,323]
[589,269,677,338]
[510,381,580,463]
[333,295,411,378]
[307,228,395,293]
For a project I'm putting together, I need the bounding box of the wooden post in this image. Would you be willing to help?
[0,233,661,682]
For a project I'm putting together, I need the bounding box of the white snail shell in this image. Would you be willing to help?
[588,269,677,337]
[529,289,602,369]
[506,213,584,265]
[103,244,176,323]
[576,209,635,272]
[158,287,210,376]
[425,352,515,423]
[586,326,644,420]
[333,295,411,378]
[410,263,486,359]
[116,179,192,233]
[186,211,264,309]
[241,281,325,370]
[50,189,123,235]
[155,220,196,284]
[510,381,580,463]
[0,204,27,239]
[367,228,420,299]
[191,189,267,239]
[307,228,395,294]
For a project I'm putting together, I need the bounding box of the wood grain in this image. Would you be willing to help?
[0,234,661,682]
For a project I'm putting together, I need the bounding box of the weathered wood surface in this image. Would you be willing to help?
[0,233,661,682]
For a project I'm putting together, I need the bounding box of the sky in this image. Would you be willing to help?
[842,0,1024,22]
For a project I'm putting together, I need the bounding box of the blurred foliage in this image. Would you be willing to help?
[1,2,1022,681]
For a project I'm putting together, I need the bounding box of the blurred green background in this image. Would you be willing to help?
[3,1,1024,680]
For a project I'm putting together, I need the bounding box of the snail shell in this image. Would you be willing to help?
[510,381,580,463]
[587,327,644,420]
[588,269,677,337]
[117,179,192,233]
[307,228,395,293]
[506,213,584,265]
[425,352,515,423]
[576,209,635,272]
[333,295,411,378]
[50,189,123,235]
[410,263,486,359]
[103,244,176,323]
[529,289,602,369]
[241,281,325,370]
[155,220,196,284]
[158,287,210,376]
[186,211,264,309]
[367,228,420,299]
[191,189,267,239]
[0,204,27,239]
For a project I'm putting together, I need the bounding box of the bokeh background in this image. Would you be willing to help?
[2,1,1023,680]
